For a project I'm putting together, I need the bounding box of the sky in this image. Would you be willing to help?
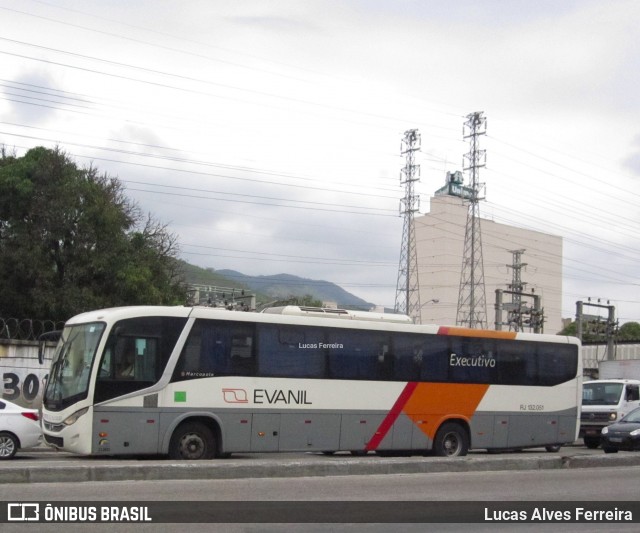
[1,0,639,325]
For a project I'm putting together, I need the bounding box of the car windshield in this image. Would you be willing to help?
[582,382,623,406]
[621,408,640,423]
[43,322,105,411]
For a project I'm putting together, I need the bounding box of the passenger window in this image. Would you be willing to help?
[172,320,256,381]
[94,316,186,403]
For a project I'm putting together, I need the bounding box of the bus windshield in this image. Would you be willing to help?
[582,382,623,406]
[43,322,105,411]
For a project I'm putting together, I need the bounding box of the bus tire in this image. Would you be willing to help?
[0,432,18,460]
[169,421,216,460]
[545,444,562,453]
[433,422,469,457]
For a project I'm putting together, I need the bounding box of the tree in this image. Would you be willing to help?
[559,320,640,342]
[618,322,640,341]
[558,321,577,337]
[0,146,186,321]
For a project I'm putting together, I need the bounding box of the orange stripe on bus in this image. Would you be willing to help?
[403,382,489,440]
[437,326,518,340]
[366,382,489,450]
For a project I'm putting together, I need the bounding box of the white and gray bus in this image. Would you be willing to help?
[41,305,581,459]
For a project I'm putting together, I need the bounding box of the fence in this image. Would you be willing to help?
[0,317,65,341]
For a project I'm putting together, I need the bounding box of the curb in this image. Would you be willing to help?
[1,452,639,484]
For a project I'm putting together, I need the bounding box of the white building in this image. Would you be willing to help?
[414,172,563,334]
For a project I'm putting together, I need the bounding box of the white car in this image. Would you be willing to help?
[0,399,43,459]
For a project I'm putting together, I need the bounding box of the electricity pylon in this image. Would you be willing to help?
[394,129,422,322]
[456,112,488,329]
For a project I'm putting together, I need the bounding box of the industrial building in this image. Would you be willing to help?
[414,171,564,334]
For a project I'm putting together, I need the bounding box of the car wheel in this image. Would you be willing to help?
[0,432,18,460]
[603,447,618,454]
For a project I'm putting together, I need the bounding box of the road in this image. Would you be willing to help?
[1,445,640,532]
[2,466,640,532]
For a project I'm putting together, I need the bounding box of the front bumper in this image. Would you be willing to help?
[601,435,640,451]
[579,425,605,438]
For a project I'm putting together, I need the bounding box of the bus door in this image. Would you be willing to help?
[93,335,161,454]
[92,316,186,455]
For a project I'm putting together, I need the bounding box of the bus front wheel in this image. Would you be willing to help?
[169,421,216,460]
[433,422,469,457]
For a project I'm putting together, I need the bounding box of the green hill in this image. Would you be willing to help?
[179,262,373,310]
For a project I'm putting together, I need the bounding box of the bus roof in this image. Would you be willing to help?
[62,305,580,346]
[260,306,413,324]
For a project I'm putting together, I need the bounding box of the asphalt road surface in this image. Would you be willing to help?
[1,444,639,533]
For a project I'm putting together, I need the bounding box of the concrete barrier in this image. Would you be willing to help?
[1,452,639,485]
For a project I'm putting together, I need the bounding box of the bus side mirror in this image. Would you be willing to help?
[38,341,45,365]
[38,330,62,365]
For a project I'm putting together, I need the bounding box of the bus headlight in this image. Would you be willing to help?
[609,413,617,421]
[63,407,89,426]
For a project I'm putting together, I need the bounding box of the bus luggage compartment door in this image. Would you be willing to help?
[280,413,341,451]
[250,413,280,452]
[93,408,160,455]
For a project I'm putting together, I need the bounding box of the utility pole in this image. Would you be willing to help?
[394,129,422,322]
[494,250,544,333]
[576,299,617,360]
[507,249,527,331]
[456,112,487,329]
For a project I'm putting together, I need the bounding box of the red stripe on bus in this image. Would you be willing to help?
[365,382,418,451]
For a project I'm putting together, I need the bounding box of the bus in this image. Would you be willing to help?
[41,305,582,459]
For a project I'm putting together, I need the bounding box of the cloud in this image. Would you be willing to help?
[1,70,59,125]
[1,1,639,318]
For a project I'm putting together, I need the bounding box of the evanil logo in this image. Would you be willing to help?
[254,389,312,405]
[222,387,312,405]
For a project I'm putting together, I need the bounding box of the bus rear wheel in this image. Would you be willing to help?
[169,421,216,460]
[433,422,469,457]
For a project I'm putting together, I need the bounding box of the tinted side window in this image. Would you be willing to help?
[95,316,187,403]
[172,320,256,381]
[326,329,391,380]
[440,338,578,386]
[258,325,326,378]
[392,333,449,382]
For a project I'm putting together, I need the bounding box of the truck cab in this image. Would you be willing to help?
[580,379,640,448]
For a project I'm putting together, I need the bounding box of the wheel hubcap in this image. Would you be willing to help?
[180,433,205,459]
[443,433,460,456]
[0,437,15,457]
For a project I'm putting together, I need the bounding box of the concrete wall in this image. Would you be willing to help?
[582,343,640,374]
[0,339,54,408]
